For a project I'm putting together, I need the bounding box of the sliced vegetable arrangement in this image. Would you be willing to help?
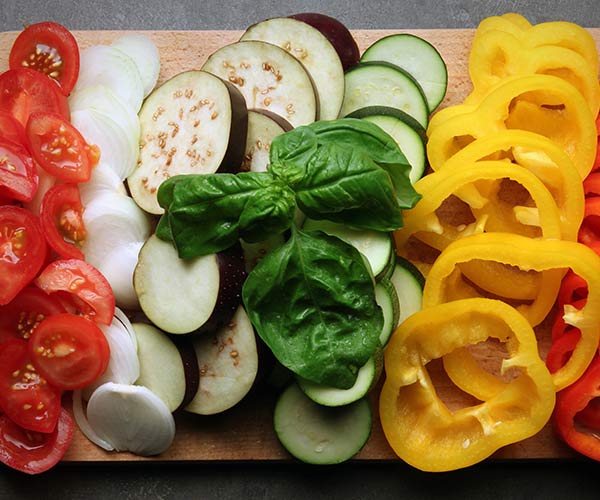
[2,11,600,475]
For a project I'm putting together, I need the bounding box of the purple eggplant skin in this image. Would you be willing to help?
[197,242,248,333]
[289,12,361,71]
[219,79,250,173]
[169,335,201,412]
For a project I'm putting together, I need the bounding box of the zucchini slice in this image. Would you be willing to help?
[274,383,372,464]
[340,62,429,128]
[302,218,394,280]
[361,33,448,112]
[347,105,427,183]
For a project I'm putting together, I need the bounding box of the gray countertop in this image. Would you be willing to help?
[1,0,600,498]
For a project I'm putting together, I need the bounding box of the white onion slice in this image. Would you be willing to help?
[83,313,140,400]
[86,382,175,456]
[72,390,115,452]
[82,191,151,269]
[75,45,144,112]
[79,161,127,205]
[96,242,144,310]
[71,108,139,180]
[111,34,160,98]
[113,306,138,353]
[68,84,140,143]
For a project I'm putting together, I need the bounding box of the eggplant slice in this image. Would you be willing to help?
[128,70,248,214]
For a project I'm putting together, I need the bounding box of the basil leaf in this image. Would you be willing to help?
[242,228,382,389]
[293,142,404,231]
[161,172,294,258]
[309,118,421,209]
[238,181,296,243]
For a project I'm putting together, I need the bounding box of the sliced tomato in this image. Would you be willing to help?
[0,339,62,433]
[0,68,70,127]
[0,407,73,474]
[29,313,110,391]
[0,111,27,146]
[0,286,65,345]
[34,259,115,325]
[0,206,47,305]
[0,139,38,202]
[9,22,80,96]
[40,184,86,259]
[26,112,98,183]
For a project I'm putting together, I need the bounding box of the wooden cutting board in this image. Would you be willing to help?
[1,27,598,463]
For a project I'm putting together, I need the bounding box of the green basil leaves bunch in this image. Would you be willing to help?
[157,118,420,259]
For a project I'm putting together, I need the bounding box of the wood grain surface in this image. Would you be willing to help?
[1,28,598,463]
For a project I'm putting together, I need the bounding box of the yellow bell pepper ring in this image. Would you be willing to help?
[379,297,555,472]
[427,74,597,177]
[468,30,600,116]
[423,233,600,391]
[438,130,585,243]
[472,14,599,77]
[393,158,564,301]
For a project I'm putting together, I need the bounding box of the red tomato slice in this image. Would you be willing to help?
[0,111,27,146]
[26,112,98,183]
[9,22,80,96]
[0,68,70,127]
[0,206,47,305]
[34,259,115,325]
[29,313,110,391]
[0,407,73,474]
[0,286,65,345]
[0,139,38,202]
[0,339,62,433]
[40,183,86,260]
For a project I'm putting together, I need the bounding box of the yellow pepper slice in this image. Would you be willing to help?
[394,159,564,298]
[439,130,585,242]
[427,74,596,178]
[472,14,599,76]
[468,30,600,116]
[423,233,600,391]
[379,297,555,472]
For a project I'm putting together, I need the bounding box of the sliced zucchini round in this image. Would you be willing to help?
[297,351,382,407]
[202,40,318,127]
[389,256,425,325]
[375,279,400,346]
[302,218,394,280]
[274,383,372,464]
[347,105,427,183]
[340,61,429,128]
[361,33,448,112]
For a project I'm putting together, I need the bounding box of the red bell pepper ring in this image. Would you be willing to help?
[547,328,581,373]
[554,355,600,461]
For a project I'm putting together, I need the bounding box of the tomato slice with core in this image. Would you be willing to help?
[0,339,62,433]
[0,206,47,305]
[29,313,110,390]
[35,259,115,325]
[0,407,73,474]
[40,183,86,260]
[0,68,69,127]
[26,112,98,183]
[9,21,80,96]
[0,139,38,203]
[0,286,65,345]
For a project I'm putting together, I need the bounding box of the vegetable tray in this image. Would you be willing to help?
[1,27,598,463]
